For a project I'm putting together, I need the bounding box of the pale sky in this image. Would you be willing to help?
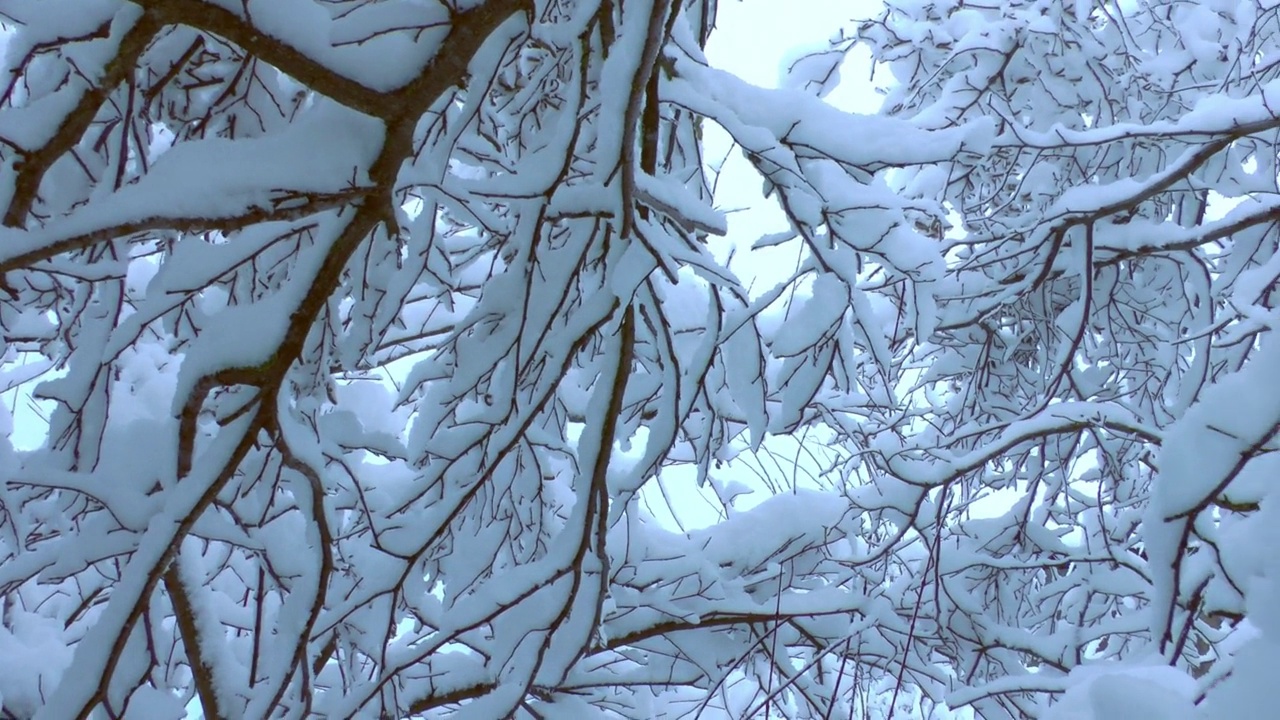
[707,0,882,113]
[704,0,885,252]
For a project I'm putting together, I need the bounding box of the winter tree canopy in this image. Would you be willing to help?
[2,0,1280,717]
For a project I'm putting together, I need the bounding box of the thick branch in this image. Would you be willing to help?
[164,562,227,720]
[0,188,373,273]
[135,0,389,117]
[37,3,533,718]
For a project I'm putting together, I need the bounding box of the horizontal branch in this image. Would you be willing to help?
[134,0,389,116]
[0,188,373,273]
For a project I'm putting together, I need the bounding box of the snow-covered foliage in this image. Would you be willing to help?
[0,0,1277,718]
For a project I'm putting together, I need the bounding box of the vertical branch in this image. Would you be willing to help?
[249,564,266,688]
[590,306,635,631]
[618,0,675,239]
[163,560,227,720]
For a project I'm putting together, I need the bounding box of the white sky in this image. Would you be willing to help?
[706,0,882,111]
[703,0,884,265]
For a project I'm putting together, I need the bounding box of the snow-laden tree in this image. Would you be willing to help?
[848,0,1280,717]
[2,0,1280,718]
